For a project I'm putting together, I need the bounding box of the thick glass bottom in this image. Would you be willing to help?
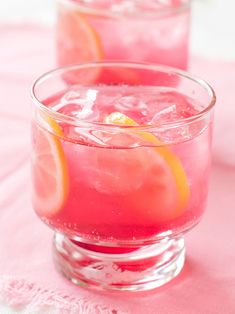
[53,232,185,292]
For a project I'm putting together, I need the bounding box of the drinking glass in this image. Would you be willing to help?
[57,0,191,69]
[31,62,215,291]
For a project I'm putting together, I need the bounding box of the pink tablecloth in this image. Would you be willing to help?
[0,24,235,314]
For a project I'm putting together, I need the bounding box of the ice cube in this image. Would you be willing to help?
[148,91,204,143]
[57,103,84,116]
[115,96,147,112]
[149,91,199,124]
[112,95,149,124]
[61,90,81,103]
[56,88,99,121]
[151,104,177,124]
[76,89,98,120]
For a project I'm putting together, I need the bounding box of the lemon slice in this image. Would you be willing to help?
[57,7,104,65]
[105,112,190,221]
[32,115,69,217]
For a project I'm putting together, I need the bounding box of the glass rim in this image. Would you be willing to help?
[58,0,191,19]
[31,61,216,132]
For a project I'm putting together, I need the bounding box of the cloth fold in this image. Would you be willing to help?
[0,277,125,313]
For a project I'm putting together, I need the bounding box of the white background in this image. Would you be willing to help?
[0,0,235,60]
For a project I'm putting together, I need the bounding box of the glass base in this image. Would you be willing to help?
[53,233,185,292]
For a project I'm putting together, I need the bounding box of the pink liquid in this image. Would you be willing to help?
[57,0,190,69]
[32,85,212,244]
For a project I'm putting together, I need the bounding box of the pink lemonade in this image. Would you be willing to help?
[31,63,215,290]
[57,0,190,69]
[32,86,212,244]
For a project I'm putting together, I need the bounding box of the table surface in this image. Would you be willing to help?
[0,1,235,313]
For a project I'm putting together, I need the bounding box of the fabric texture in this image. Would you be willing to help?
[0,24,235,314]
